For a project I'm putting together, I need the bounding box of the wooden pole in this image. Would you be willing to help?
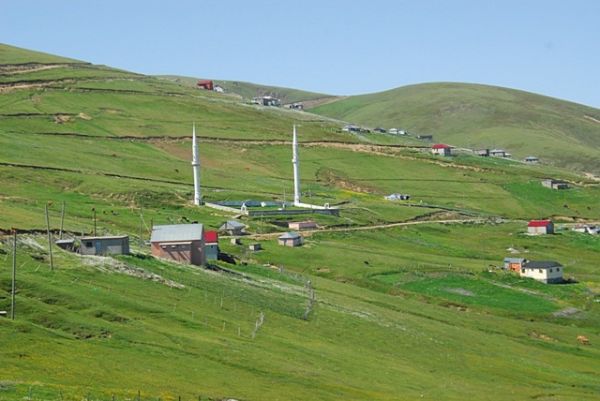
[11,230,16,320]
[92,208,97,236]
[45,204,54,271]
[59,201,65,239]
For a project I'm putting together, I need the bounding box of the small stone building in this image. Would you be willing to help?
[278,232,303,247]
[219,220,246,236]
[80,236,129,256]
[150,223,206,266]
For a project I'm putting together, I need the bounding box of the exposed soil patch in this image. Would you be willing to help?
[444,287,474,296]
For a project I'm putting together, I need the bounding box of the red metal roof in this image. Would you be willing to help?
[528,220,552,227]
[432,144,451,149]
[205,230,218,243]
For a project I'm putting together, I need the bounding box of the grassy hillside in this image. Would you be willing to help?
[158,75,335,105]
[1,44,600,401]
[0,43,84,64]
[310,83,600,174]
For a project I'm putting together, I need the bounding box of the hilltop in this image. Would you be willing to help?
[158,74,336,105]
[1,44,600,401]
[310,82,600,174]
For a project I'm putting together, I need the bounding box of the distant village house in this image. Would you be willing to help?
[431,144,452,156]
[524,156,539,164]
[288,221,317,230]
[197,80,214,90]
[502,257,564,284]
[253,96,280,106]
[520,261,563,284]
[541,179,569,190]
[417,134,433,140]
[527,220,554,235]
[384,193,410,201]
[150,223,206,266]
[489,149,507,157]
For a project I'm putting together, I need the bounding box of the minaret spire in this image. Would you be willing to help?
[192,123,201,205]
[292,124,300,206]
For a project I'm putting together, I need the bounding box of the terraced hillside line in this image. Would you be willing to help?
[21,130,431,149]
[0,161,280,196]
[246,218,491,240]
[0,62,86,75]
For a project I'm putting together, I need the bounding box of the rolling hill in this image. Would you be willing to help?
[309,82,600,174]
[1,43,600,401]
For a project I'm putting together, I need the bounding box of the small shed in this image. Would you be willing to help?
[374,127,387,133]
[503,257,527,272]
[278,232,303,247]
[477,149,490,157]
[527,220,554,235]
[248,243,262,251]
[524,156,539,164]
[490,149,506,157]
[80,236,129,256]
[520,261,563,284]
[288,221,317,231]
[431,144,452,156]
[204,230,219,261]
[384,193,410,201]
[230,238,241,245]
[219,220,246,236]
[541,179,569,190]
[55,238,75,252]
[417,134,433,140]
[150,223,205,266]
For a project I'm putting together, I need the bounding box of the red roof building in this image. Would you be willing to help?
[431,143,452,156]
[197,80,214,90]
[527,220,554,235]
[204,230,219,244]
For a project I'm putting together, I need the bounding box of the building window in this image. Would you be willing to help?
[521,269,525,273]
[85,241,93,247]
[549,268,553,272]
[538,269,543,273]
[557,267,560,271]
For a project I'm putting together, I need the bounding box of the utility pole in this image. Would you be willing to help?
[139,213,143,246]
[92,208,97,236]
[45,204,54,271]
[59,201,65,239]
[11,230,16,320]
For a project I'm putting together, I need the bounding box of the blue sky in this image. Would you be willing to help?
[2,0,599,107]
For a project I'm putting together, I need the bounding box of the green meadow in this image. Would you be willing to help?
[1,43,600,400]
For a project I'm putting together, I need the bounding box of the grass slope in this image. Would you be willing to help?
[0,43,84,65]
[310,82,600,173]
[1,44,600,401]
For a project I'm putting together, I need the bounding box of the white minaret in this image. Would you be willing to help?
[192,123,201,205]
[292,124,301,206]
